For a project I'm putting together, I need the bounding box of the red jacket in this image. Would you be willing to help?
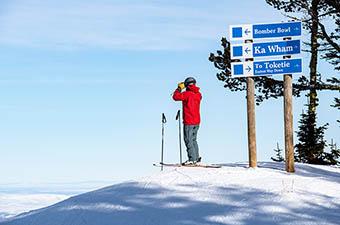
[173,84,202,125]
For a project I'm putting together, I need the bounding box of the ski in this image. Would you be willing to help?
[153,162,222,168]
[153,162,181,167]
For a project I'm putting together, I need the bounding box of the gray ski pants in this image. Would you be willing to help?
[183,125,200,161]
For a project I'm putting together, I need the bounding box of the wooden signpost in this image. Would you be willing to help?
[229,21,302,172]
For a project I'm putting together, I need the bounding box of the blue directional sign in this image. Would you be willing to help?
[231,58,302,77]
[230,21,302,41]
[231,40,301,59]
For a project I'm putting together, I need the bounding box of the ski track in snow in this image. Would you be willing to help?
[0,162,339,225]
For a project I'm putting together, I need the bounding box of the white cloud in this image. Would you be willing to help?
[0,193,69,216]
[0,181,112,217]
[0,0,230,50]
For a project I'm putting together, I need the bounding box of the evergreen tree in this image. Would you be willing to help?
[271,143,284,162]
[330,84,340,123]
[334,98,340,124]
[322,139,340,165]
[295,109,329,164]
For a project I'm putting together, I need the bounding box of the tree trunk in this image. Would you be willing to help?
[309,0,320,113]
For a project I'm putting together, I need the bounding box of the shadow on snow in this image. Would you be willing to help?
[1,178,339,225]
[220,162,340,184]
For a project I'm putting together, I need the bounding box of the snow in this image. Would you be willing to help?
[1,162,339,225]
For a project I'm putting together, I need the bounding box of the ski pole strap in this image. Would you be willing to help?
[162,113,167,124]
[176,110,180,120]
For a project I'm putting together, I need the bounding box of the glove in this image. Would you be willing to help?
[177,82,185,91]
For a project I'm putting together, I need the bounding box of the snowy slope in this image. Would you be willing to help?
[1,162,339,225]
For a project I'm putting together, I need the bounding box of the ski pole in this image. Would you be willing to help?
[161,113,167,171]
[176,110,182,164]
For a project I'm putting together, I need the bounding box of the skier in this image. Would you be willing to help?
[173,77,202,165]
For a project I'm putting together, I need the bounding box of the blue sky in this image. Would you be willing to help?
[0,0,339,184]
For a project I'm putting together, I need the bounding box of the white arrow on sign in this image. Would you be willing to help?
[230,43,253,58]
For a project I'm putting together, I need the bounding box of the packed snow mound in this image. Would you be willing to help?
[1,162,340,225]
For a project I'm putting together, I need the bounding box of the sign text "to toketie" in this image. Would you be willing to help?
[231,58,302,77]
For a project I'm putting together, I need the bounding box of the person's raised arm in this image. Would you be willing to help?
[173,82,186,101]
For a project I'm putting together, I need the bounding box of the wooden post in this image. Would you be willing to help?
[247,75,257,168]
[283,39,295,173]
[244,38,257,168]
[284,73,295,172]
